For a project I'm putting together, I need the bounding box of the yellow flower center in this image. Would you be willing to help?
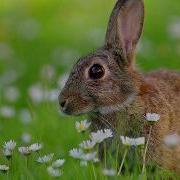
[79,124,85,130]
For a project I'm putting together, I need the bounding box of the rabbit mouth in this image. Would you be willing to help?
[62,105,94,116]
[59,97,95,116]
[59,93,136,116]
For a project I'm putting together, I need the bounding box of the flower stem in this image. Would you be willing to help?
[142,125,152,174]
[117,147,128,175]
[26,156,29,168]
[115,143,120,170]
[26,156,29,180]
[91,162,97,180]
[103,142,107,168]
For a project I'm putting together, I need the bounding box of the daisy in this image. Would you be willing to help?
[3,140,16,151]
[19,109,32,124]
[29,143,43,152]
[79,140,96,150]
[47,166,62,177]
[69,148,83,159]
[0,106,15,119]
[47,89,59,102]
[0,165,9,173]
[168,18,180,39]
[75,120,91,133]
[57,74,69,89]
[52,159,65,168]
[28,83,44,104]
[18,146,31,156]
[164,134,180,148]
[21,133,32,144]
[104,129,113,138]
[3,140,16,158]
[120,136,145,146]
[102,168,116,176]
[81,152,97,161]
[90,129,113,143]
[37,153,54,164]
[145,113,160,122]
[90,130,105,143]
[4,86,20,103]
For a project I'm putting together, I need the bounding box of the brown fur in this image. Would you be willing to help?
[143,70,180,172]
[89,70,180,172]
[59,0,180,173]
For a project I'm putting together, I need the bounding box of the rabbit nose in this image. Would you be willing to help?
[60,100,65,108]
[59,94,72,114]
[60,100,68,109]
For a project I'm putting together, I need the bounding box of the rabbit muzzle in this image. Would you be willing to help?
[58,94,71,115]
[58,90,94,116]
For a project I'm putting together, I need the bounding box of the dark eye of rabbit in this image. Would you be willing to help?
[89,64,105,80]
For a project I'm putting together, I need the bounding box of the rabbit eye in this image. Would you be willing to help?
[89,64,105,80]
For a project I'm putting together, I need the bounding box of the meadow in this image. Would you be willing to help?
[0,0,180,179]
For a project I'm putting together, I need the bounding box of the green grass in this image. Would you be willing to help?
[0,0,180,179]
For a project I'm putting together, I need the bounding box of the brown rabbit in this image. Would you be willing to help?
[59,0,180,173]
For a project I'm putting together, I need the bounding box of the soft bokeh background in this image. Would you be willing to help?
[0,0,180,179]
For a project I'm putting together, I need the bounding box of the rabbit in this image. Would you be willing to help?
[59,0,180,173]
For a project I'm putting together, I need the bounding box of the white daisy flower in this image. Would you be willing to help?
[167,17,180,39]
[145,113,160,122]
[79,140,96,150]
[104,129,113,138]
[75,120,91,133]
[69,148,83,159]
[57,74,69,89]
[37,153,54,164]
[3,140,16,158]
[0,106,15,119]
[29,143,43,152]
[90,130,105,143]
[120,136,145,146]
[102,168,116,176]
[81,152,97,161]
[19,109,32,124]
[0,165,9,172]
[90,129,113,143]
[21,133,32,144]
[164,134,180,148]
[47,166,62,177]
[18,146,31,156]
[46,89,59,102]
[3,140,16,151]
[28,83,44,104]
[52,159,65,168]
[80,160,88,167]
[3,86,20,103]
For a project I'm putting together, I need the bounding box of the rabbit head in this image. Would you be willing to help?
[59,0,144,115]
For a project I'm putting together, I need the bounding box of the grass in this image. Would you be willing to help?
[0,0,180,179]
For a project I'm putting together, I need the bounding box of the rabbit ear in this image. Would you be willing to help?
[105,0,144,66]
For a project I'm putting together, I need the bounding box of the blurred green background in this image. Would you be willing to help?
[0,0,180,179]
